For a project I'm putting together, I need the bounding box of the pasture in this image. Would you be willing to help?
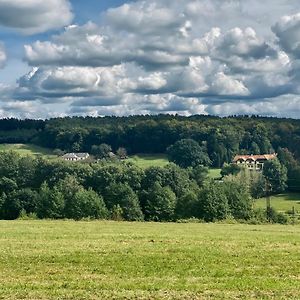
[0,143,56,159]
[0,221,299,299]
[255,193,300,213]
[127,154,169,168]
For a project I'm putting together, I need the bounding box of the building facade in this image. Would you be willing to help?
[233,154,277,171]
[62,153,90,161]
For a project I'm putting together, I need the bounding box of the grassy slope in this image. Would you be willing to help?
[127,154,169,168]
[126,154,222,178]
[255,193,300,213]
[208,168,222,179]
[0,143,56,159]
[0,221,299,299]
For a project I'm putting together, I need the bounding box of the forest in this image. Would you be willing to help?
[0,115,300,167]
[0,148,293,223]
[0,115,300,222]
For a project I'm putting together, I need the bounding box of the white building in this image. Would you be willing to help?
[62,153,90,161]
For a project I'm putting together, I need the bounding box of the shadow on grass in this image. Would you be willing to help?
[273,193,300,202]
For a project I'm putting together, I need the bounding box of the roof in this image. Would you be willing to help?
[62,153,89,159]
[233,153,277,162]
[76,153,89,158]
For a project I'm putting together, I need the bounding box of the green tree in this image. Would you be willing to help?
[56,175,83,219]
[221,163,242,177]
[287,166,300,191]
[144,182,176,221]
[37,182,65,219]
[72,189,108,220]
[0,177,18,194]
[175,189,199,219]
[105,183,143,221]
[197,181,229,222]
[263,159,287,193]
[116,147,127,159]
[0,151,20,179]
[1,192,22,220]
[223,177,253,220]
[91,143,112,159]
[14,188,38,215]
[167,139,211,168]
[190,165,209,186]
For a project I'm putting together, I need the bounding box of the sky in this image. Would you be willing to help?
[1,1,300,119]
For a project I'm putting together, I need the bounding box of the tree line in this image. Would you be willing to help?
[1,115,300,168]
[0,151,290,223]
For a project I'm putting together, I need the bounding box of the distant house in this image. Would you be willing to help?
[62,153,90,161]
[233,153,277,171]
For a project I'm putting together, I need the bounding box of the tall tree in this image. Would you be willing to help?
[263,159,287,194]
[144,182,176,221]
[167,139,211,168]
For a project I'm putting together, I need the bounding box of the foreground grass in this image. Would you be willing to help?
[255,193,300,213]
[0,143,56,159]
[0,221,300,299]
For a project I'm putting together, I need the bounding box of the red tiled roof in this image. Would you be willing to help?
[233,153,277,162]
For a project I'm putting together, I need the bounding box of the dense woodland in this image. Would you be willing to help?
[1,115,300,166]
[0,115,299,222]
[0,148,293,223]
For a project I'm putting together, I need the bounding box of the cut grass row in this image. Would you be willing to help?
[0,220,299,299]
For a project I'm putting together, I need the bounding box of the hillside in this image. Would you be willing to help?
[0,144,56,159]
[0,115,300,168]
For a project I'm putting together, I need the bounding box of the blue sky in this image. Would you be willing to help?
[1,0,300,119]
[0,0,128,83]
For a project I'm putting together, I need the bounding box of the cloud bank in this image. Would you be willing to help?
[0,0,73,34]
[2,0,300,118]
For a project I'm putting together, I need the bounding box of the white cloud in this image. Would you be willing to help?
[0,0,73,34]
[273,13,300,58]
[0,43,6,68]
[5,0,300,118]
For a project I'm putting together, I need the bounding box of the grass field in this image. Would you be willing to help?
[208,168,222,179]
[0,143,56,159]
[126,154,222,178]
[255,193,300,213]
[0,221,300,299]
[127,154,170,168]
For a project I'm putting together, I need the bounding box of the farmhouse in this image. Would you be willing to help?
[233,153,277,171]
[62,153,90,161]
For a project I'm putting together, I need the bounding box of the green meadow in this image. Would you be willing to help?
[127,154,170,168]
[0,220,299,299]
[255,193,300,213]
[0,143,56,159]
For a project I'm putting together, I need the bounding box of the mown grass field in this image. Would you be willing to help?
[126,154,222,178]
[208,168,222,179]
[0,221,300,299]
[127,154,169,168]
[255,193,300,213]
[0,143,56,159]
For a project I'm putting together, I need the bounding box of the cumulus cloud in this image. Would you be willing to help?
[4,0,300,118]
[0,0,73,34]
[273,13,300,58]
[0,43,6,68]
